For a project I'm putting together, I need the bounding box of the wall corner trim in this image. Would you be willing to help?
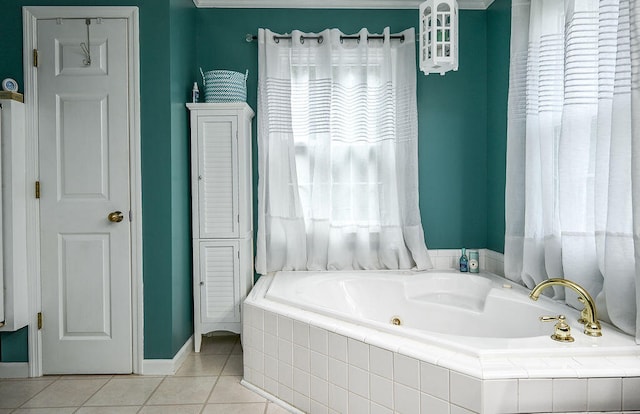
[141,336,193,376]
[0,362,30,379]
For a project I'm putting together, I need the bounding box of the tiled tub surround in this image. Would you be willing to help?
[242,267,640,413]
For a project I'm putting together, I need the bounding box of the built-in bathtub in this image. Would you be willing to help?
[242,269,640,413]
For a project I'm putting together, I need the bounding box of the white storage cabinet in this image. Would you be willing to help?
[187,103,254,352]
[0,96,29,332]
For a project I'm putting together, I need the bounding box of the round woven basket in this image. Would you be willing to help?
[200,68,248,103]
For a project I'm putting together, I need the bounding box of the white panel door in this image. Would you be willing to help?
[37,18,132,374]
[197,116,239,239]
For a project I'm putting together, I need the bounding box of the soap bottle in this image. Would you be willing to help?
[191,82,199,103]
[468,250,479,273]
[459,248,468,272]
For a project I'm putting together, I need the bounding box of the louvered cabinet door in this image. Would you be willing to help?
[198,240,241,324]
[196,115,239,239]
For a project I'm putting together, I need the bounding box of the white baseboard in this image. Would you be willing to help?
[0,362,30,378]
[0,336,194,378]
[142,335,193,375]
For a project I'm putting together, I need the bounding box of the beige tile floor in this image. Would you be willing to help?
[0,335,288,414]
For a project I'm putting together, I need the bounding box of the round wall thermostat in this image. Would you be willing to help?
[2,78,18,92]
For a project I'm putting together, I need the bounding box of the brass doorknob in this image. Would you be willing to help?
[108,211,124,223]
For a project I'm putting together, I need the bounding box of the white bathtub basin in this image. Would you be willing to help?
[264,270,638,357]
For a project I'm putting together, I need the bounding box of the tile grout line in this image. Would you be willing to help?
[248,330,272,414]
[199,370,222,413]
[134,375,170,413]
[133,375,167,414]
[139,374,169,410]
[77,375,115,409]
[198,335,237,413]
[220,341,236,376]
[15,375,61,410]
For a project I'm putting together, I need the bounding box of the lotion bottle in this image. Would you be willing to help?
[191,82,199,103]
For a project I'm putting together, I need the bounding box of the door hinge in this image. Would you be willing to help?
[33,49,39,68]
[37,312,43,330]
[237,250,240,259]
[35,181,40,198]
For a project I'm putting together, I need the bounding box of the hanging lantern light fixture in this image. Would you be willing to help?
[419,0,458,75]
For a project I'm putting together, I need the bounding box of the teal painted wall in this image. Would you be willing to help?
[0,0,195,362]
[196,8,490,250]
[0,3,511,364]
[486,0,510,253]
[420,12,488,248]
[169,0,196,355]
[0,328,28,362]
[138,0,177,361]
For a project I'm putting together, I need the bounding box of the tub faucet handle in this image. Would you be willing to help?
[540,314,574,343]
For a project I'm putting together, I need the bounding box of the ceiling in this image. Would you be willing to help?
[192,0,495,10]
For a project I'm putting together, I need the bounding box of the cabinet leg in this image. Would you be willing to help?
[194,334,202,353]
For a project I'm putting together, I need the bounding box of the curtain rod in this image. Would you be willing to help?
[245,33,405,43]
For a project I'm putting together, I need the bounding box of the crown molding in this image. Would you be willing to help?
[192,0,495,10]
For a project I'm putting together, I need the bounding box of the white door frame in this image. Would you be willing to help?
[22,6,143,376]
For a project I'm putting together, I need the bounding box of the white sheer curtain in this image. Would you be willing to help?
[505,0,640,341]
[255,27,432,274]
